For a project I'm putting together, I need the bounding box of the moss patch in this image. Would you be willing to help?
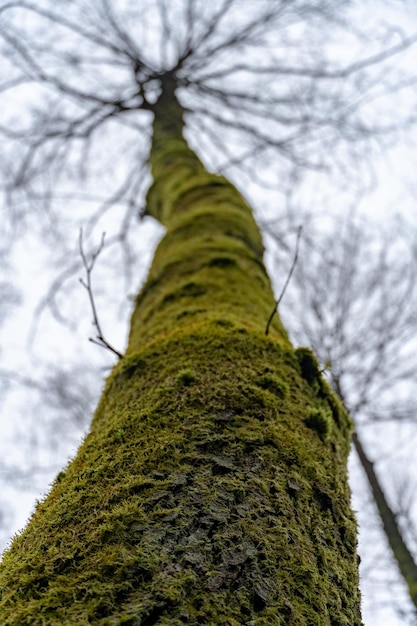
[0,328,360,625]
[0,87,361,625]
[305,408,332,441]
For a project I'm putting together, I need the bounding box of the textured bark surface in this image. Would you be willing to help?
[0,85,362,625]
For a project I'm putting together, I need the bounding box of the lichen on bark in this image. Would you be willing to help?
[0,81,362,625]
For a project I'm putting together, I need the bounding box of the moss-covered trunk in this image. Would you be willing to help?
[0,80,362,625]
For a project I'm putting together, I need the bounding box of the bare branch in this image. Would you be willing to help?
[78,229,123,359]
[191,30,417,83]
[265,225,302,336]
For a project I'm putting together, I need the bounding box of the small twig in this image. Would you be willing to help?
[265,226,302,336]
[79,229,123,359]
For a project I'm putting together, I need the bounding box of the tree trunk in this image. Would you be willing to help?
[0,81,362,626]
[352,431,417,610]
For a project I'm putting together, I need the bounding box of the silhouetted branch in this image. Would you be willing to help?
[265,225,302,335]
[79,229,123,359]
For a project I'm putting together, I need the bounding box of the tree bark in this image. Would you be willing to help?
[352,431,417,610]
[0,80,362,625]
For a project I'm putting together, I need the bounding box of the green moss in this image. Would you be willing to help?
[0,328,360,625]
[305,408,332,441]
[208,256,237,268]
[176,369,197,386]
[255,373,289,398]
[295,347,321,389]
[0,88,361,625]
[295,347,353,450]
[55,471,66,484]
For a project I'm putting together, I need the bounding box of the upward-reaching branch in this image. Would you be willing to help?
[79,230,123,359]
[265,226,302,336]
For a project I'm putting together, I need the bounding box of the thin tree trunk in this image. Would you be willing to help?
[0,80,362,625]
[352,431,417,610]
